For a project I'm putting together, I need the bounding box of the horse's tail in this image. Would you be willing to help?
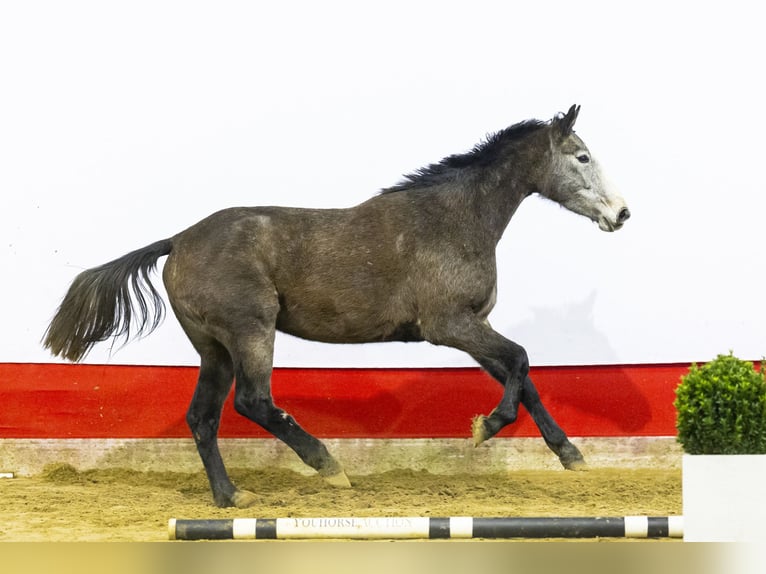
[43,238,174,363]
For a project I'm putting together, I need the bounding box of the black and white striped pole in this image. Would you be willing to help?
[169,516,683,541]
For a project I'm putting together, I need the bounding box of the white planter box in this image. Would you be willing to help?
[683,454,766,541]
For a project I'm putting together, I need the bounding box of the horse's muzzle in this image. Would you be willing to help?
[598,206,630,232]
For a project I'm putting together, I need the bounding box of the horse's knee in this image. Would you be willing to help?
[186,407,220,442]
[505,342,529,377]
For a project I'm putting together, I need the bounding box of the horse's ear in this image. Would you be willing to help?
[555,104,580,135]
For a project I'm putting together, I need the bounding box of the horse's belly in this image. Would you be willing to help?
[275,307,421,344]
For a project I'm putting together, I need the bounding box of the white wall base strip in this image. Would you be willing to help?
[0,436,681,477]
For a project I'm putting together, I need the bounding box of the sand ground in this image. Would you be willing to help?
[0,465,680,542]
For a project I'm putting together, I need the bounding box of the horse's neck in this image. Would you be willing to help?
[479,136,552,243]
[465,171,535,246]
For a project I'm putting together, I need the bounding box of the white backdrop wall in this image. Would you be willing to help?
[2,1,764,367]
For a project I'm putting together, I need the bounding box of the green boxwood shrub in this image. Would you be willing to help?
[675,352,766,454]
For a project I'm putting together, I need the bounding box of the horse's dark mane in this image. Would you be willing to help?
[382,118,547,194]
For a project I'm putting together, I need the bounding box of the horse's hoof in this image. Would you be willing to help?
[322,470,352,488]
[231,489,259,508]
[563,458,588,471]
[471,415,490,447]
[558,442,587,471]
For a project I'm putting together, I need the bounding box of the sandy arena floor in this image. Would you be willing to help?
[0,465,680,542]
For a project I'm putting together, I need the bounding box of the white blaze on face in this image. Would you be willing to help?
[588,158,629,232]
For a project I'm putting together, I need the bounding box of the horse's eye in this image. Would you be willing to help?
[576,154,590,164]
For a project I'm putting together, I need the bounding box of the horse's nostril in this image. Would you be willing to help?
[617,207,631,223]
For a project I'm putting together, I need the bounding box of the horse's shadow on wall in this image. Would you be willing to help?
[504,291,653,433]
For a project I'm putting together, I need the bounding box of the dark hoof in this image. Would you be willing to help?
[558,442,587,471]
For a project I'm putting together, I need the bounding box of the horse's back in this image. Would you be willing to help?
[162,195,497,345]
[161,204,417,343]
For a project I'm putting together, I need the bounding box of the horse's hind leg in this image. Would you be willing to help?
[185,337,258,508]
[231,333,351,489]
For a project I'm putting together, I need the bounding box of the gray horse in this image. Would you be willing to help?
[44,105,629,508]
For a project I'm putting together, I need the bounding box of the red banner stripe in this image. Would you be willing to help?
[0,363,686,439]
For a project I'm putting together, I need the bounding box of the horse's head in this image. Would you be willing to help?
[543,105,630,232]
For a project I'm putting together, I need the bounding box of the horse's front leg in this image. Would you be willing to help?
[471,338,529,446]
[429,317,585,470]
[429,317,527,437]
[469,342,526,446]
[476,355,585,469]
[520,374,585,469]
